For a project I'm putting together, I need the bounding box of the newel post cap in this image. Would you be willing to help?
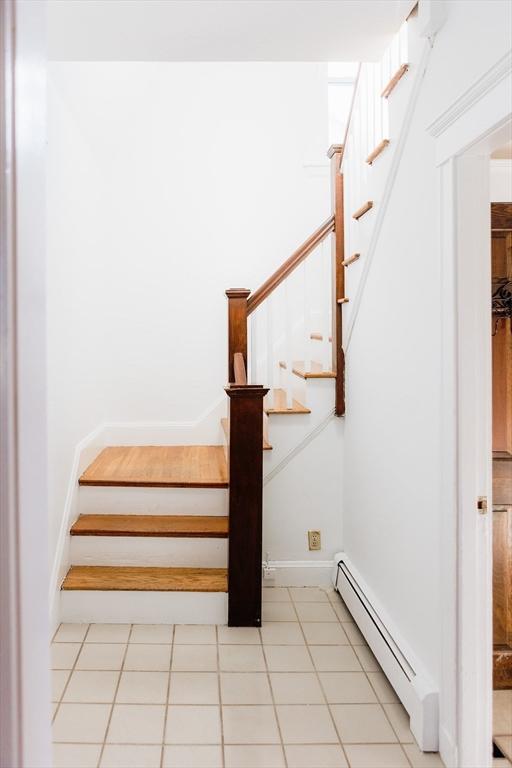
[225,288,251,299]
[327,144,343,159]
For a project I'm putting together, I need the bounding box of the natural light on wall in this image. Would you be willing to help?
[328,62,358,145]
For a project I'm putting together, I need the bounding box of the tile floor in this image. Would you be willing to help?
[51,587,446,768]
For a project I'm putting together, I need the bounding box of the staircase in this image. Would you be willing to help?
[58,13,417,627]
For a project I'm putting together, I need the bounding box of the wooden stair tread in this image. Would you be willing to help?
[221,417,272,450]
[62,565,228,592]
[265,388,310,415]
[79,446,228,488]
[279,360,336,380]
[70,514,229,538]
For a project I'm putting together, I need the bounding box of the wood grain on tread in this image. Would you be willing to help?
[221,417,272,450]
[79,446,228,488]
[264,388,310,415]
[62,565,228,592]
[279,360,336,380]
[70,514,229,538]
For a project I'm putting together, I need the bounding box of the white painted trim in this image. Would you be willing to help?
[344,38,432,351]
[262,559,333,586]
[49,424,104,635]
[427,51,512,138]
[490,159,512,169]
[332,553,439,751]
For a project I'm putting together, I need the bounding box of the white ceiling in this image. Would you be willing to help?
[48,0,416,62]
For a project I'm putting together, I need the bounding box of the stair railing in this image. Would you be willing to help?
[224,143,346,626]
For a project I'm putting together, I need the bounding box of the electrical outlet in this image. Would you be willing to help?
[308,530,321,551]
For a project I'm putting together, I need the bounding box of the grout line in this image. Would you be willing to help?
[294,602,351,768]
[160,623,175,768]
[96,624,132,768]
[263,620,289,768]
[216,624,226,768]
[51,623,92,725]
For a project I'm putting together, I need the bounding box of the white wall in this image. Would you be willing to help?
[341,0,512,757]
[47,62,330,573]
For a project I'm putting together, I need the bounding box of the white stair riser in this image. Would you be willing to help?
[60,590,228,624]
[78,486,228,516]
[69,536,227,568]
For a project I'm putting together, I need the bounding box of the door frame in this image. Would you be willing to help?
[429,52,512,768]
[0,2,52,766]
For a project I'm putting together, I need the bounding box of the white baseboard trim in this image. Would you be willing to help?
[332,552,439,752]
[439,724,458,768]
[49,424,105,637]
[263,559,334,587]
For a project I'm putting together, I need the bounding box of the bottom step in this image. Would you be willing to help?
[60,566,228,624]
[60,589,228,624]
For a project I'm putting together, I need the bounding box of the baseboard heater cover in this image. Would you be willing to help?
[332,553,439,752]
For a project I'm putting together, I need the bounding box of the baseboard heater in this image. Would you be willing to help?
[332,553,439,752]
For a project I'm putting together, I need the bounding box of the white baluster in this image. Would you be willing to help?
[284,279,293,409]
[265,295,274,410]
[250,311,258,385]
[322,239,332,371]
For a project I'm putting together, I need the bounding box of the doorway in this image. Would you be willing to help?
[492,196,512,763]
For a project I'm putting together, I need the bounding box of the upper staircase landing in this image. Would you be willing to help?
[79,446,228,488]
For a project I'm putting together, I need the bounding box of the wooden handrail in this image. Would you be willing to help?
[233,352,247,385]
[247,215,335,315]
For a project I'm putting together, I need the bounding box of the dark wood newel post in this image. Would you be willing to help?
[225,384,268,627]
[327,144,345,416]
[225,289,250,383]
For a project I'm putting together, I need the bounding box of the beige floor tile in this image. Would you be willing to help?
[53,743,103,768]
[262,603,298,622]
[319,672,378,704]
[224,744,286,768]
[51,643,82,670]
[493,760,512,768]
[344,744,409,768]
[100,744,162,768]
[63,670,119,703]
[52,702,111,743]
[332,602,353,622]
[262,588,291,602]
[354,645,381,672]
[260,622,305,645]
[270,672,325,704]
[289,588,329,603]
[107,703,166,744]
[223,705,280,744]
[171,644,218,672]
[220,672,272,704]
[310,645,362,672]
[174,625,217,645]
[86,624,131,643]
[330,703,397,743]
[116,671,169,704]
[384,702,413,742]
[494,690,512,735]
[75,643,126,671]
[403,743,445,767]
[367,671,399,703]
[169,672,219,704]
[218,626,261,644]
[124,643,171,671]
[342,623,366,646]
[130,624,173,644]
[162,745,223,767]
[52,670,70,702]
[276,704,338,744]
[54,623,89,643]
[294,603,338,622]
[219,644,266,672]
[263,645,314,672]
[165,705,222,744]
[285,744,348,768]
[302,623,349,645]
